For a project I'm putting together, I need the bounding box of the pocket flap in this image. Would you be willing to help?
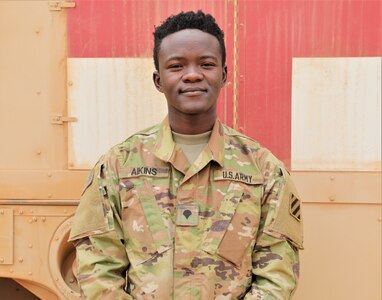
[121,181,172,266]
[201,183,243,255]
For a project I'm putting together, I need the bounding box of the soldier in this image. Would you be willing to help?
[69,10,303,300]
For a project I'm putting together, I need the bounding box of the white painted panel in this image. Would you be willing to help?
[67,58,167,169]
[292,57,381,171]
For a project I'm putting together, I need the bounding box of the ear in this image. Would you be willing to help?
[153,70,163,93]
[221,65,228,87]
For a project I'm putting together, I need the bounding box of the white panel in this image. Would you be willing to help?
[292,57,381,171]
[67,58,167,169]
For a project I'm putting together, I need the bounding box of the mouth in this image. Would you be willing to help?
[179,87,207,96]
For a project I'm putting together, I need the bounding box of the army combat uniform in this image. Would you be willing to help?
[69,117,303,300]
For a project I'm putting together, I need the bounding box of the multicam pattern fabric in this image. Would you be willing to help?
[69,117,303,300]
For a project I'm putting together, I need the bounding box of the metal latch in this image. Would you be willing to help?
[49,1,75,11]
[51,114,78,125]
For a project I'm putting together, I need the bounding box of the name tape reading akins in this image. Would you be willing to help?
[119,167,170,178]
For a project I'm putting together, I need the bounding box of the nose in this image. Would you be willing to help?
[182,66,203,82]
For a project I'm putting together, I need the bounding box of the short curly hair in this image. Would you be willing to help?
[153,10,226,70]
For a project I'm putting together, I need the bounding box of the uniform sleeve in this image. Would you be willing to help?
[69,156,132,300]
[244,152,303,300]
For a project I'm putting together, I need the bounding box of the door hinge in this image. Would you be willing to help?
[49,1,75,11]
[51,114,78,125]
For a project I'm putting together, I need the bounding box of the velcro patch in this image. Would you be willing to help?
[290,194,302,222]
[119,167,169,178]
[214,170,263,185]
[176,204,199,226]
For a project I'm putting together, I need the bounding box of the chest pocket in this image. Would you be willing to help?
[120,178,172,267]
[202,177,263,267]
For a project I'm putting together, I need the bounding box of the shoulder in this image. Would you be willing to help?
[101,123,161,165]
[221,123,285,172]
[222,123,262,149]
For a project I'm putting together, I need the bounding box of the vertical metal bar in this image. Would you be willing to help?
[232,0,239,130]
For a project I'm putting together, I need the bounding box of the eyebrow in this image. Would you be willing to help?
[165,55,219,63]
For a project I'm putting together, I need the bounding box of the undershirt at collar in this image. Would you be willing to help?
[172,130,212,164]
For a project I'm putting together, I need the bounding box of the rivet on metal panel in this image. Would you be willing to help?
[0,258,4,263]
[48,194,52,198]
[18,257,23,263]
[69,163,74,167]
[64,209,68,214]
[47,173,52,177]
[35,29,40,34]
[28,271,32,275]
[36,150,41,155]
[329,197,335,202]
[9,268,13,273]
[55,236,59,241]
[42,217,46,222]
[36,90,41,95]
[68,81,73,86]
[378,217,381,222]
[30,209,34,213]
[0,210,3,215]
[19,210,23,215]
[28,218,33,223]
[330,176,335,180]
[28,243,33,248]
[33,217,37,222]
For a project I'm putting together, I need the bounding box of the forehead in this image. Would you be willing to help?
[158,29,221,60]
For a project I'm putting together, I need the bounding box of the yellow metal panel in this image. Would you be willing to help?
[67,57,167,169]
[292,57,381,171]
[0,170,87,200]
[0,205,77,299]
[0,208,13,264]
[0,1,68,170]
[294,203,381,300]
[292,171,381,204]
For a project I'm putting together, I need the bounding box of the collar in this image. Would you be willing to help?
[153,116,225,175]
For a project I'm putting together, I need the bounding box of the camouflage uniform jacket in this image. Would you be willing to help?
[69,117,303,300]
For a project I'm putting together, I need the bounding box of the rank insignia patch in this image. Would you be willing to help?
[176,204,199,226]
[290,194,301,222]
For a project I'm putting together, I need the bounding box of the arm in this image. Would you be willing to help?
[245,152,303,299]
[69,156,132,299]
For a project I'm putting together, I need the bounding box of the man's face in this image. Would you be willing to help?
[153,29,227,119]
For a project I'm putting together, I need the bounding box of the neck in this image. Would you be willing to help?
[168,112,216,134]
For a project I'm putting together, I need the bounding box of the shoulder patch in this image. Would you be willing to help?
[264,168,304,249]
[290,193,302,222]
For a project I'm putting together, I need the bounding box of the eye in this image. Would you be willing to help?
[201,62,216,68]
[168,64,182,70]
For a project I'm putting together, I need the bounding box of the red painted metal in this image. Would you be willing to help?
[67,0,234,126]
[67,0,382,166]
[238,0,382,166]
